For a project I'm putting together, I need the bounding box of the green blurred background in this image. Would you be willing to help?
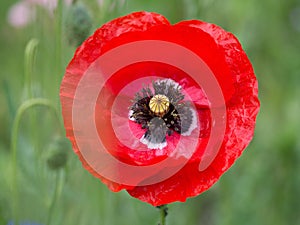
[1,0,300,224]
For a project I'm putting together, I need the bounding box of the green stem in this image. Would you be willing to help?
[24,38,41,171]
[55,0,63,80]
[11,98,61,225]
[54,0,64,111]
[157,205,168,225]
[46,171,63,225]
[24,38,39,99]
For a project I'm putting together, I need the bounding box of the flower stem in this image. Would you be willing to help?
[24,38,39,99]
[11,98,61,225]
[55,0,63,94]
[46,171,63,225]
[24,38,40,169]
[157,205,168,225]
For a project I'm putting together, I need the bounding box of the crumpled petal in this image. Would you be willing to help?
[127,20,260,206]
[60,12,260,205]
[61,11,170,192]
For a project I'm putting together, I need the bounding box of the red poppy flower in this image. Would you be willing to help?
[60,11,260,206]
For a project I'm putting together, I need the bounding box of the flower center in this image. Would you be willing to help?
[149,94,170,117]
[129,79,197,149]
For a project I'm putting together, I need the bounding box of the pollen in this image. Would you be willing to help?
[149,94,170,116]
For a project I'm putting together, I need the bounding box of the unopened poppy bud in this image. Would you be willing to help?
[46,137,70,170]
[65,3,93,47]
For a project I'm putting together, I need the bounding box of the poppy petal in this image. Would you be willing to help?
[60,12,260,206]
[127,20,260,206]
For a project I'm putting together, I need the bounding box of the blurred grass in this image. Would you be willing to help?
[1,0,300,225]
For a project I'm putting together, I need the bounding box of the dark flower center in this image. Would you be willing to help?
[129,79,196,149]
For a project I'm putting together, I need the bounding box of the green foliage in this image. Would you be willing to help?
[0,0,299,225]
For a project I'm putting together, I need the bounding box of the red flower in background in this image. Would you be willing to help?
[60,11,259,206]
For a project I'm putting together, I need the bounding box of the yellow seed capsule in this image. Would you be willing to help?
[149,94,170,116]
